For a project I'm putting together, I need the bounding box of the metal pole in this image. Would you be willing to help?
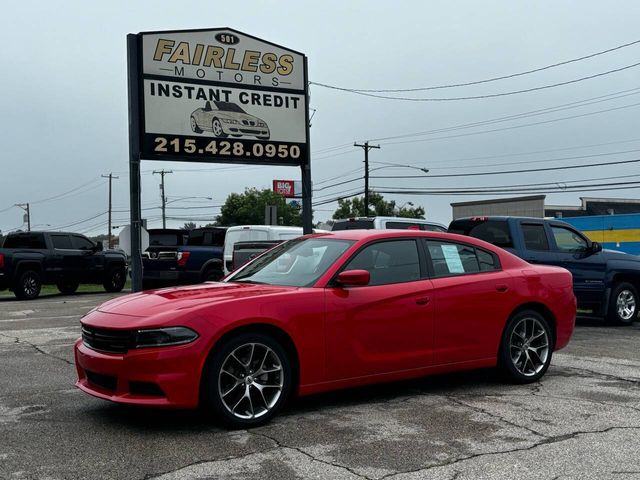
[354,142,380,216]
[102,173,119,249]
[26,204,30,232]
[153,170,172,229]
[301,55,313,234]
[127,34,143,292]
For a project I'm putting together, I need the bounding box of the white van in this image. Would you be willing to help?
[331,216,447,232]
[223,225,308,274]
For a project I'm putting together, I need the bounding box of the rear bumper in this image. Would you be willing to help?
[74,338,202,408]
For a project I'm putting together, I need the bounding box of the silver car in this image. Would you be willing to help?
[190,101,270,140]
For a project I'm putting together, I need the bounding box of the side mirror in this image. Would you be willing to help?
[336,269,370,287]
[92,242,103,253]
[590,241,602,253]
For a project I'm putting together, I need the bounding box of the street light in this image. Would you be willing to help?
[370,162,429,174]
[165,196,213,205]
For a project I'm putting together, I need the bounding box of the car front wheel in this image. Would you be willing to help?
[499,310,553,383]
[607,282,638,325]
[203,332,292,428]
[103,267,126,293]
[15,270,42,300]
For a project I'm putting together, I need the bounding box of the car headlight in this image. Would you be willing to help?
[257,121,266,127]
[134,327,198,348]
[221,118,238,124]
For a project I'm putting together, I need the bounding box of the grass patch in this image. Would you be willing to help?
[0,280,132,297]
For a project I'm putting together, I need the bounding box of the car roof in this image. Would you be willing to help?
[315,229,480,243]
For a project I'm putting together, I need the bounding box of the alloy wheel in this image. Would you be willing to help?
[212,119,223,136]
[509,316,549,377]
[23,274,38,297]
[218,342,284,420]
[616,290,636,321]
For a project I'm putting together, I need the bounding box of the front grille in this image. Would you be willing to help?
[82,325,134,353]
[86,370,117,391]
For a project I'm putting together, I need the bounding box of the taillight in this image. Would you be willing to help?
[176,251,191,267]
[0,253,4,269]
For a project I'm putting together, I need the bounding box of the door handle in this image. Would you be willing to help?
[495,284,509,293]
[416,297,430,305]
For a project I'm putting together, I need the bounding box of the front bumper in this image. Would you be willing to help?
[74,338,203,408]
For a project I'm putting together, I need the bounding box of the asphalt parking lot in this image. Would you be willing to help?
[0,292,639,480]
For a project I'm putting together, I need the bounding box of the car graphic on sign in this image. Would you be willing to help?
[190,101,270,140]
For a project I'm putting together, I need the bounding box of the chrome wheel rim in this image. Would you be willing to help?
[218,342,283,420]
[616,290,636,321]
[23,275,37,296]
[190,117,197,132]
[509,317,549,377]
[212,119,223,136]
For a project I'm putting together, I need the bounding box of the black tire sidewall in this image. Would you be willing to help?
[104,267,126,292]
[16,270,41,300]
[203,332,292,429]
[607,282,639,325]
[203,268,223,282]
[499,310,553,384]
[56,279,79,295]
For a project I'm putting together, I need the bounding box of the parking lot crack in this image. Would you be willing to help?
[446,395,548,439]
[379,426,640,479]
[0,332,73,366]
[251,430,373,479]
[140,446,280,479]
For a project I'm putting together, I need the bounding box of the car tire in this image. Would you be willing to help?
[498,310,553,384]
[202,268,224,282]
[190,116,202,134]
[202,332,292,429]
[56,279,79,295]
[103,267,126,293]
[212,118,227,138]
[15,270,42,300]
[606,282,638,325]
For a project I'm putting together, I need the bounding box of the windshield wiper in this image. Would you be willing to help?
[232,279,267,285]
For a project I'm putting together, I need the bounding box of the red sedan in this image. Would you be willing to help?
[75,230,575,428]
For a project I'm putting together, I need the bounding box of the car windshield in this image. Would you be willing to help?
[225,237,354,287]
[214,101,246,113]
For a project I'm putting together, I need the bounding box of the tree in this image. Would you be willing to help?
[332,192,425,219]
[216,188,302,226]
[182,222,197,230]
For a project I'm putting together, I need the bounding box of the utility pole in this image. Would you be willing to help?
[153,170,173,228]
[354,142,380,216]
[101,173,119,248]
[15,203,30,231]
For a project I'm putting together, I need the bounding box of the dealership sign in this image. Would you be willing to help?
[135,28,308,166]
[273,179,302,198]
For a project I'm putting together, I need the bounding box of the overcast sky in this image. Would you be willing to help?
[2,1,640,235]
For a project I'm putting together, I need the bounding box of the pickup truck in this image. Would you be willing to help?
[0,231,127,300]
[448,216,640,325]
[230,240,282,272]
[142,227,226,288]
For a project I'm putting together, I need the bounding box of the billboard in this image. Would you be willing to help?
[137,28,308,166]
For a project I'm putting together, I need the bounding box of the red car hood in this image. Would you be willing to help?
[96,282,295,318]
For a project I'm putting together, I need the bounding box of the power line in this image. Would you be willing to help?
[382,101,640,146]
[311,61,640,101]
[372,157,640,179]
[314,38,640,93]
[368,87,640,142]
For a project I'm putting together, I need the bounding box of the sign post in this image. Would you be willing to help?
[127,28,311,291]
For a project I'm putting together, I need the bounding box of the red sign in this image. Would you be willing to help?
[273,180,296,198]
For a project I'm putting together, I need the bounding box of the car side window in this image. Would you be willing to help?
[343,240,421,286]
[551,226,588,253]
[521,224,550,251]
[51,234,72,249]
[426,241,491,277]
[386,221,419,230]
[72,235,94,250]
